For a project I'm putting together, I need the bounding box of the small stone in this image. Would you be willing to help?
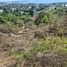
[36,52,43,58]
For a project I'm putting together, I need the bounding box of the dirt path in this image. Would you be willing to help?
[0,51,16,67]
[0,28,36,67]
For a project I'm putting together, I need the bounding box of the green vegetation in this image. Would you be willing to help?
[0,14,34,33]
[11,37,67,67]
[12,37,67,59]
[35,10,61,26]
[0,3,67,67]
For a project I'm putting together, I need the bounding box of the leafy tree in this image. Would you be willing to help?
[29,6,34,16]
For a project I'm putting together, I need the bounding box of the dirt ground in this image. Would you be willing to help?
[0,24,67,67]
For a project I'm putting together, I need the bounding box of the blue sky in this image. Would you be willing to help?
[0,0,67,3]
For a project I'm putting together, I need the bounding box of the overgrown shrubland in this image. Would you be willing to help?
[11,37,67,67]
[0,6,67,67]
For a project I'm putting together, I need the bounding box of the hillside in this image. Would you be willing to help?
[0,3,67,67]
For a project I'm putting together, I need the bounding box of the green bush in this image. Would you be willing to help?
[35,10,60,26]
[12,37,67,60]
[0,16,7,24]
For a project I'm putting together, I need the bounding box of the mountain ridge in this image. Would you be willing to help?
[0,0,67,4]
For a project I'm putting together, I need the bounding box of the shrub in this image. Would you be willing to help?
[35,10,60,26]
[0,16,7,24]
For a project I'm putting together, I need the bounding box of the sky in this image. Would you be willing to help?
[0,0,67,3]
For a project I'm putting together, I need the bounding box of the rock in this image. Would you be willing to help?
[36,52,43,58]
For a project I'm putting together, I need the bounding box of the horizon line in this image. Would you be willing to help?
[0,1,67,4]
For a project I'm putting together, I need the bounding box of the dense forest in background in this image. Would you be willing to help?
[0,3,67,67]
